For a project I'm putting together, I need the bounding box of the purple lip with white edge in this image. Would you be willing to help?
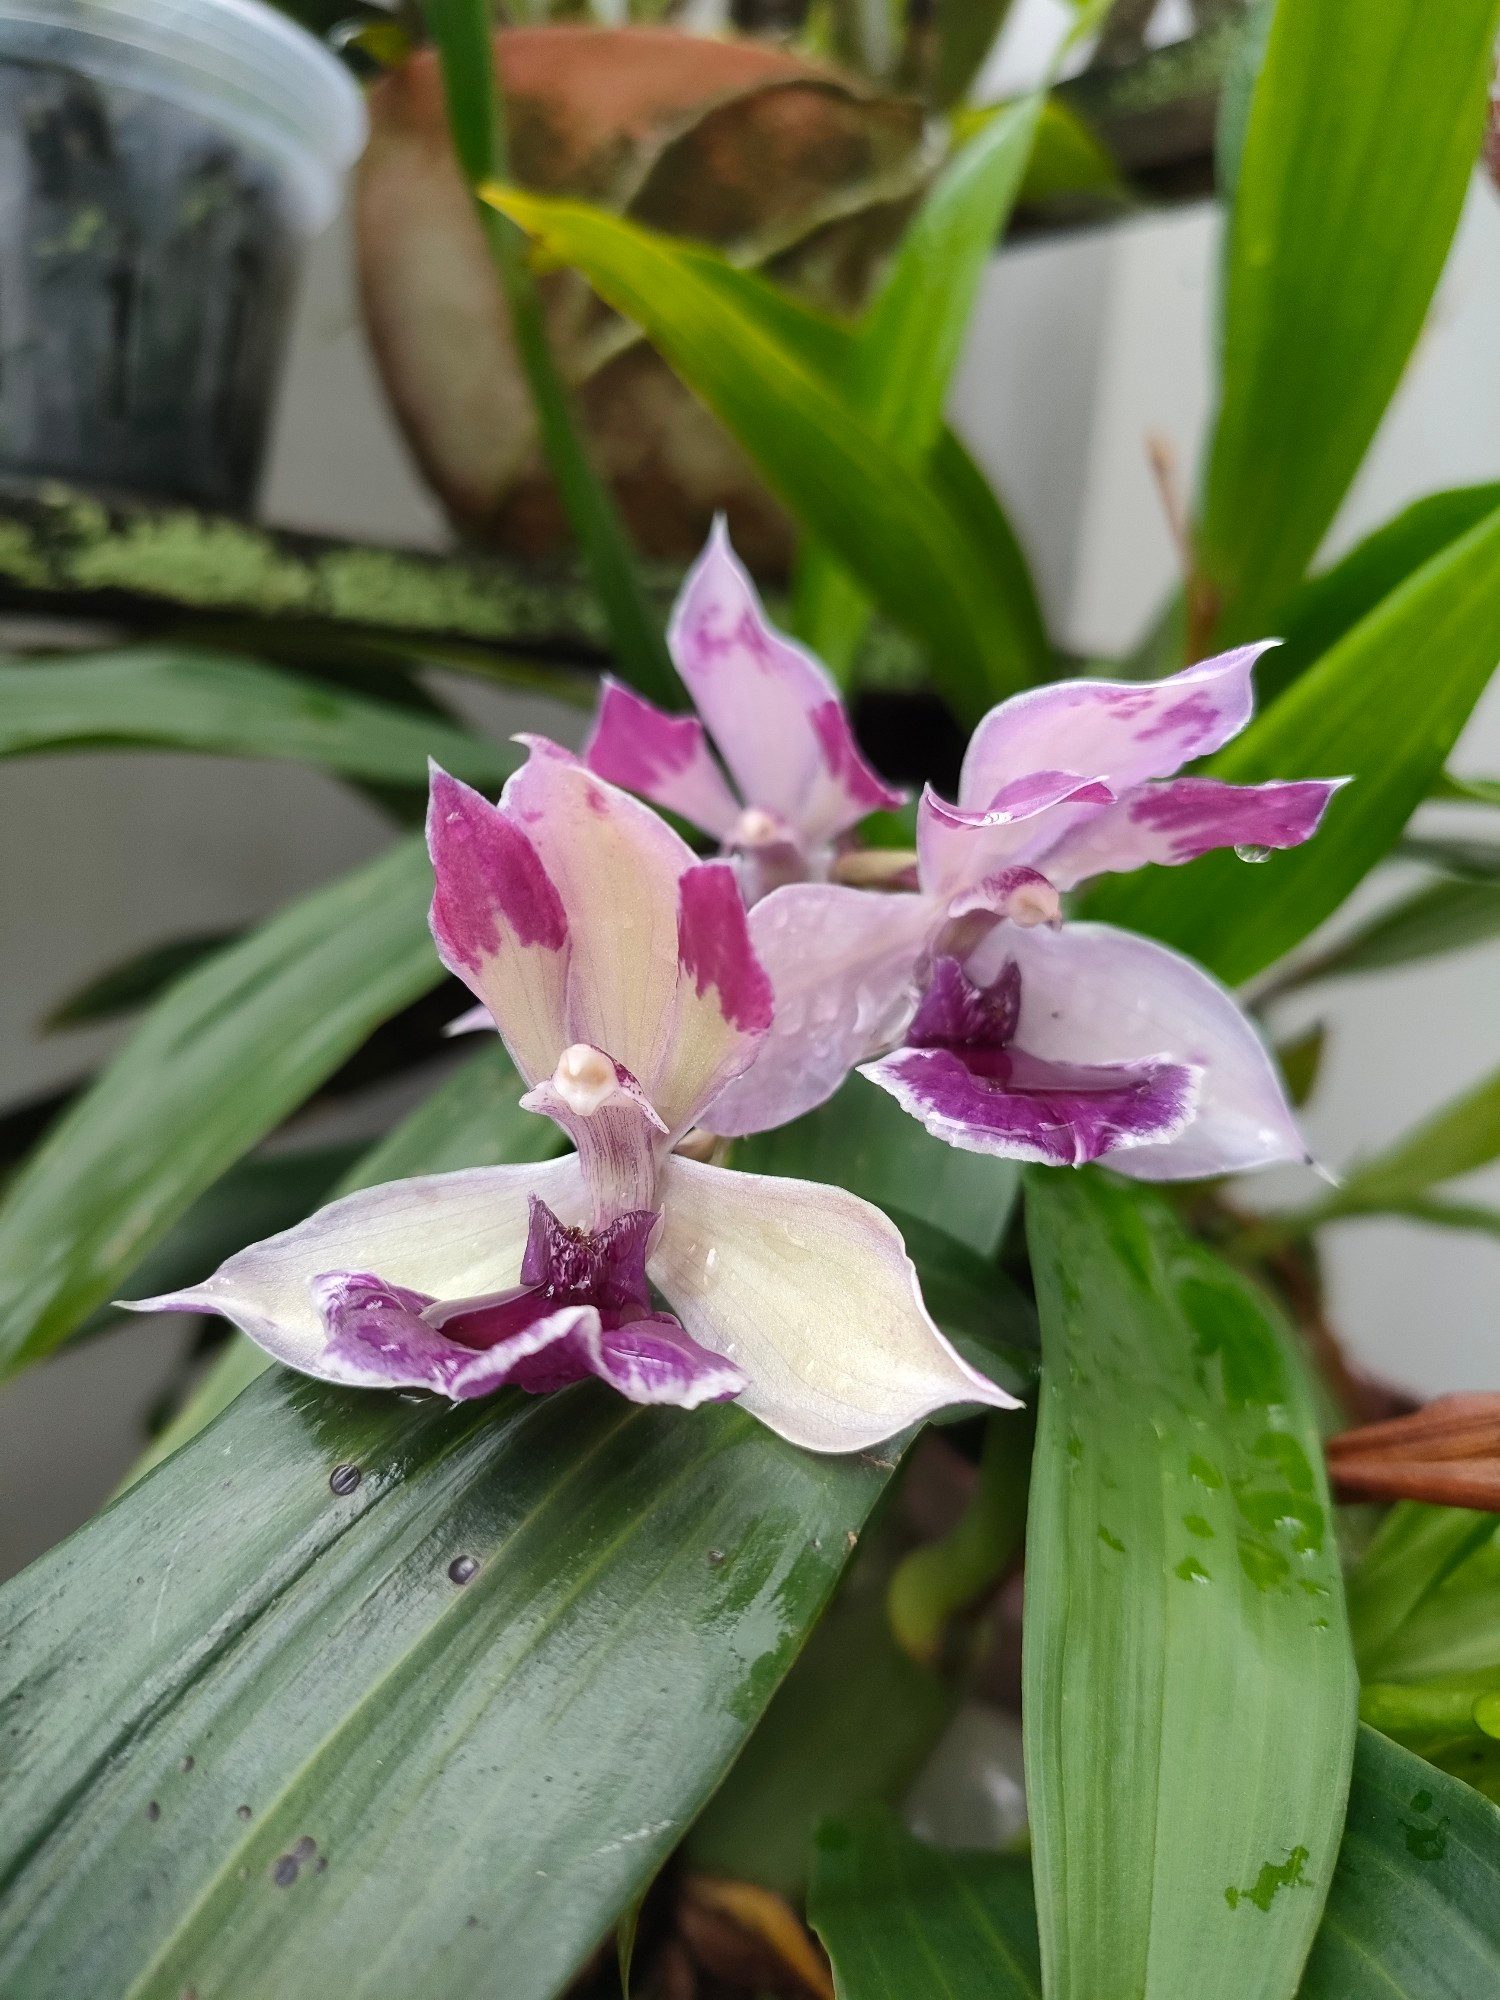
[581,520,904,904]
[122,748,1014,1454]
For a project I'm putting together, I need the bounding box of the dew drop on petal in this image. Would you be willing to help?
[1234,843,1271,864]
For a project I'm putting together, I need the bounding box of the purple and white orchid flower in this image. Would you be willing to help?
[704,650,1343,1179]
[581,519,905,903]
[125,746,1012,1453]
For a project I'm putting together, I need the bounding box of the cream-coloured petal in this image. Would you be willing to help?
[650,1156,1018,1453]
[123,1156,586,1378]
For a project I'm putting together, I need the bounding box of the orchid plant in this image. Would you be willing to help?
[4,2,1500,1998]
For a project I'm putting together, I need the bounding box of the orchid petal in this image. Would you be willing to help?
[916,775,1112,902]
[964,921,1306,1179]
[1037,775,1347,889]
[650,1156,1018,1452]
[444,1002,495,1038]
[668,521,903,842]
[860,1044,1199,1167]
[318,1276,743,1408]
[503,742,695,1103]
[701,884,937,1136]
[427,767,568,1087]
[122,1157,586,1376]
[659,862,774,1136]
[957,643,1280,810]
[582,676,742,842]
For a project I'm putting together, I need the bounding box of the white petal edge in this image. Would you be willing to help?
[649,1155,1020,1453]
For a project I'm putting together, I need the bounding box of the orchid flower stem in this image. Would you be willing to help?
[887,1405,1035,1667]
[1360,1678,1500,1743]
[422,0,681,709]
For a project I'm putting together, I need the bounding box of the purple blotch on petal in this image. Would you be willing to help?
[809,699,905,815]
[1125,776,1343,860]
[678,863,775,1033]
[426,767,567,974]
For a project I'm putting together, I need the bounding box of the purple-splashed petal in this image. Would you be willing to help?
[957,642,1280,811]
[962,919,1306,1179]
[582,676,743,842]
[907,954,1021,1049]
[593,1312,746,1408]
[427,766,569,1087]
[313,1271,598,1400]
[121,1156,588,1379]
[659,860,776,1134]
[701,883,937,1136]
[651,1156,1018,1452]
[502,742,698,1104]
[1037,775,1347,889]
[668,522,902,843]
[860,1043,1199,1167]
[916,776,1112,902]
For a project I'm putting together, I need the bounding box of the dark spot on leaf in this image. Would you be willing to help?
[329,1463,361,1496]
[1411,1789,1433,1811]
[1225,1846,1309,1911]
[449,1555,479,1585]
[273,1855,300,1887]
[146,1800,160,1822]
[466,1915,480,1929]
[236,1805,253,1821]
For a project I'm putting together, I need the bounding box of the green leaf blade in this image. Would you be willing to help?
[0,1374,889,2000]
[1023,1168,1356,1999]
[1090,500,1500,984]
[0,838,442,1375]
[1201,0,1500,633]
[0,651,522,786]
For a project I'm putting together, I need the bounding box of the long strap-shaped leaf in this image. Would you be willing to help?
[0,838,442,1375]
[1023,1169,1355,1999]
[808,1804,1041,1998]
[1200,0,1500,639]
[805,1734,1500,2000]
[0,1372,888,1999]
[486,189,1043,722]
[793,97,1047,678]
[1090,500,1500,985]
[0,651,522,787]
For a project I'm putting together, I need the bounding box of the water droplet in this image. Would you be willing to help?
[292,1836,318,1864]
[179,1755,194,1773]
[328,1463,361,1496]
[272,1854,300,1887]
[146,1800,161,1822]
[1234,843,1271,864]
[706,1548,725,1566]
[448,1555,480,1585]
[236,1804,253,1821]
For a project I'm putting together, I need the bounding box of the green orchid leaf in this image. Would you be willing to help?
[805,1732,1500,2000]
[1200,0,1500,637]
[793,95,1047,678]
[1258,485,1500,707]
[0,1371,890,1999]
[486,187,1043,721]
[1023,1168,1355,1998]
[0,650,521,788]
[1298,1726,1500,1996]
[1314,1064,1500,1217]
[1400,834,1500,881]
[809,1804,1042,1998]
[423,0,678,705]
[1433,771,1500,807]
[1260,879,1500,999]
[125,1039,569,1482]
[0,838,442,1376]
[1349,1503,1500,1684]
[1090,500,1500,986]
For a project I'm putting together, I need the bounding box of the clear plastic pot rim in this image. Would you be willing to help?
[0,0,367,230]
